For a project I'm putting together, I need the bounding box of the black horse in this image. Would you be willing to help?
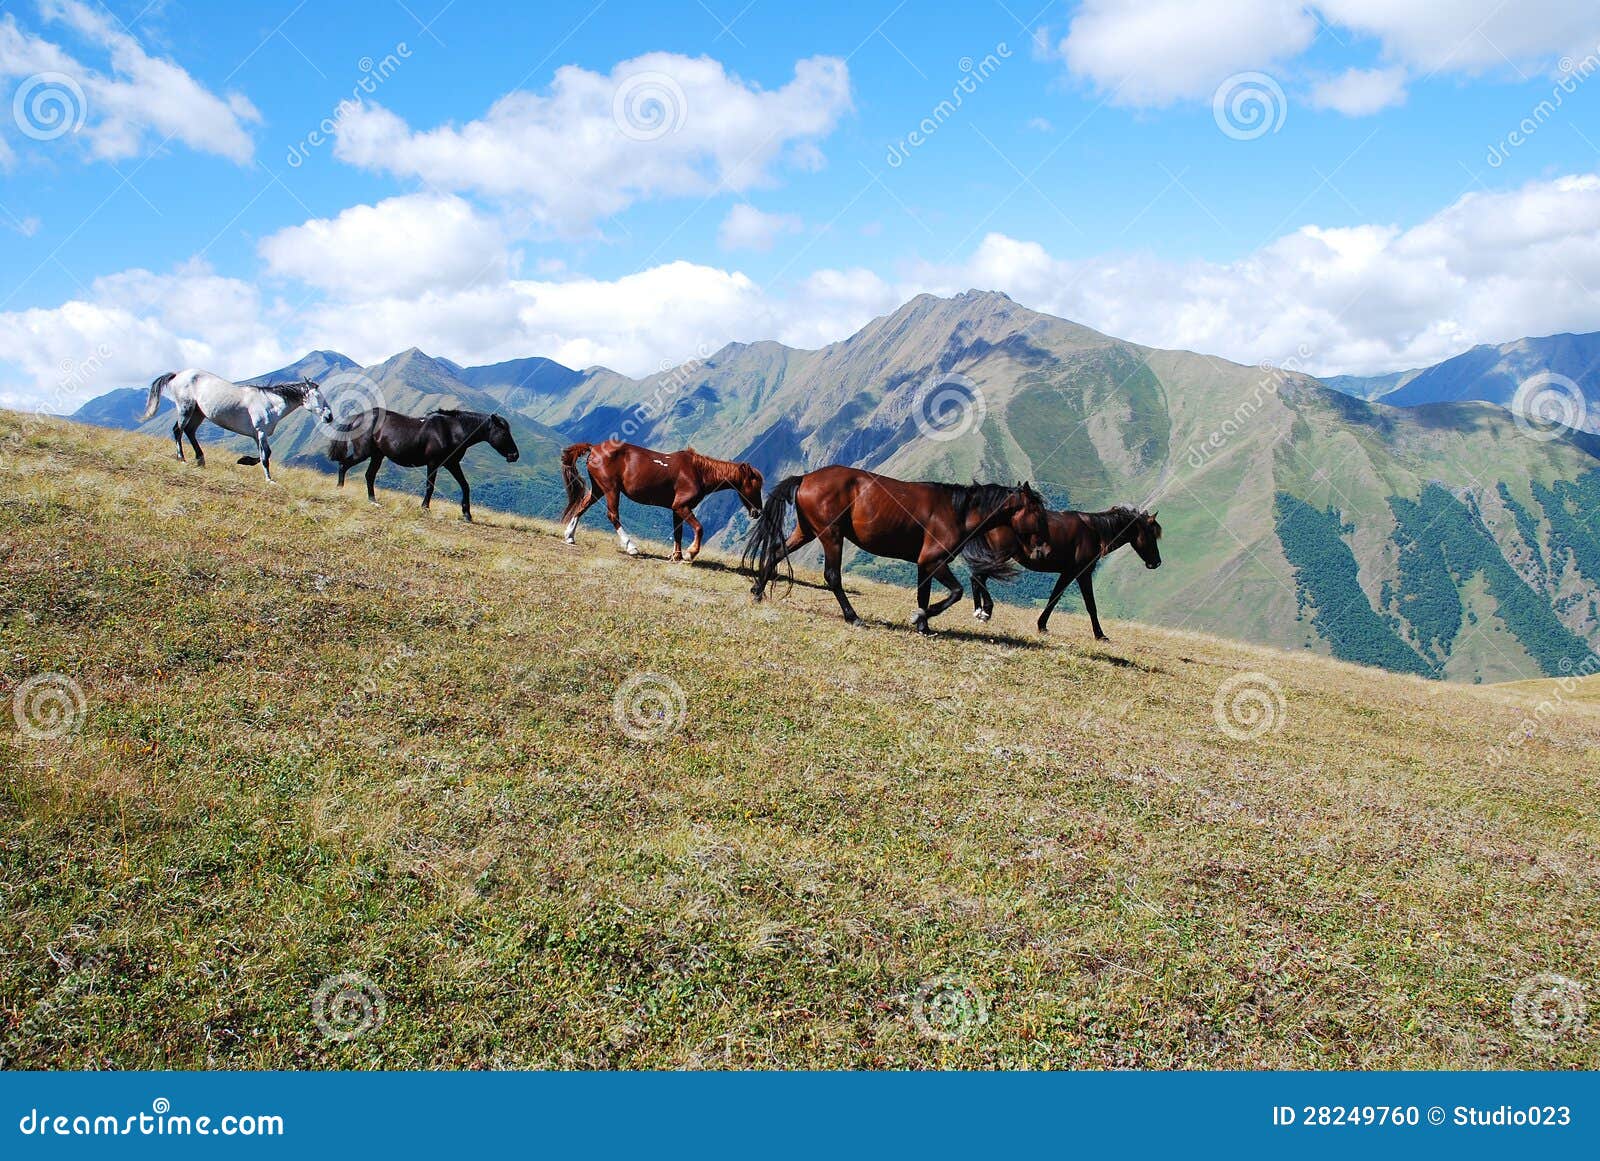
[327,408,519,522]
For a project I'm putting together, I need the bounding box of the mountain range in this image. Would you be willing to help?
[65,292,1600,683]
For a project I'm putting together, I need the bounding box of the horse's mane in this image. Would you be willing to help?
[932,480,1023,522]
[426,407,495,421]
[1079,505,1146,541]
[257,379,311,401]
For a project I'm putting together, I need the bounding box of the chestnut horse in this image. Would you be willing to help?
[969,505,1162,639]
[744,465,1050,634]
[561,441,765,561]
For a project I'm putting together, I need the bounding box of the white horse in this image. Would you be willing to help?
[142,369,333,482]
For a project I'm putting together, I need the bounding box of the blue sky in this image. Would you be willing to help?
[3,0,1600,406]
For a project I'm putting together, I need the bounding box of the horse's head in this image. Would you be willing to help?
[300,379,334,425]
[734,462,765,518]
[1126,508,1163,569]
[1009,481,1052,562]
[486,414,520,462]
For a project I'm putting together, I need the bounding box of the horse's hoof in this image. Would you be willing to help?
[461,514,473,523]
[563,537,576,546]
[626,547,640,557]
[973,608,991,621]
[671,553,683,562]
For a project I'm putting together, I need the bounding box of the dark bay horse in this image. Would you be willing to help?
[327,408,519,522]
[561,441,765,560]
[970,506,1162,639]
[744,465,1051,634]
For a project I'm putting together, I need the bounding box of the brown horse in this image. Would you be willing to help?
[561,441,765,560]
[970,505,1162,639]
[744,465,1051,634]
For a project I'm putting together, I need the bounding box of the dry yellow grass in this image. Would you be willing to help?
[2,413,1598,1069]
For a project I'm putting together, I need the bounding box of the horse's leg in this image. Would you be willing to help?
[603,485,639,555]
[257,432,274,483]
[818,529,860,624]
[422,465,437,511]
[365,454,384,504]
[1036,572,1073,634]
[185,411,205,467]
[683,509,704,561]
[446,462,472,522]
[670,510,684,562]
[171,419,185,462]
[563,482,600,545]
[925,560,965,621]
[971,574,992,620]
[1078,570,1109,641]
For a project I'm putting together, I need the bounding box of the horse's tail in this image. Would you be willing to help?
[142,372,175,422]
[961,531,1020,584]
[560,443,594,521]
[744,474,802,595]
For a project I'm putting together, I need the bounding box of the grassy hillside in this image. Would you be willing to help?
[3,416,1599,1069]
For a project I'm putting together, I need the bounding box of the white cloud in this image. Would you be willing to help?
[1052,0,1600,110]
[9,175,1600,407]
[896,175,1600,375]
[717,204,802,252]
[0,1,258,165]
[1055,0,1316,105]
[332,52,851,233]
[259,194,511,299]
[0,261,287,410]
[1308,66,1408,116]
